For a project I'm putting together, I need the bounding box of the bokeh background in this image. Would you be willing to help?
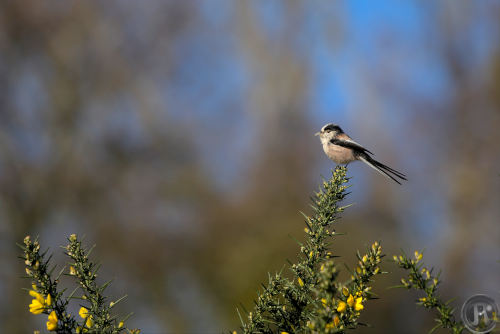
[1,1,500,333]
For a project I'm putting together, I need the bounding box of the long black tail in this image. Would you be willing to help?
[358,154,407,185]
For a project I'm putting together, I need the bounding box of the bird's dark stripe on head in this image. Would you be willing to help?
[322,123,343,133]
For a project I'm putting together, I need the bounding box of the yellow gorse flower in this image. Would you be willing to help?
[29,290,43,301]
[79,306,94,328]
[79,307,89,319]
[29,298,44,314]
[297,277,304,287]
[336,301,347,313]
[421,267,430,280]
[28,290,52,314]
[333,315,340,327]
[347,294,354,307]
[354,297,364,311]
[29,290,45,314]
[85,315,94,328]
[46,310,58,331]
[414,251,423,262]
[342,294,364,311]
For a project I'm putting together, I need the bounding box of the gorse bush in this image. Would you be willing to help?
[234,166,466,334]
[20,166,467,333]
[234,167,383,333]
[20,234,140,334]
[394,252,464,334]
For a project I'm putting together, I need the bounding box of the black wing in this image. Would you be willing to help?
[331,138,406,179]
[330,138,373,155]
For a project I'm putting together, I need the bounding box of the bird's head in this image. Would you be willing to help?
[315,123,343,143]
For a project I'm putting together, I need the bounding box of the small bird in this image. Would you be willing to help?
[315,123,406,184]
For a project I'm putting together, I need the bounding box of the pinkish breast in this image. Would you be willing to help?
[323,143,356,164]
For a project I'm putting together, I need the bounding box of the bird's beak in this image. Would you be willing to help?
[314,132,320,136]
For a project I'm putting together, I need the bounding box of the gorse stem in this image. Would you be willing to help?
[393,252,465,334]
[237,166,384,333]
[20,235,139,334]
[22,236,76,333]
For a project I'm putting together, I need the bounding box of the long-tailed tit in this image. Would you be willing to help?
[315,123,406,184]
